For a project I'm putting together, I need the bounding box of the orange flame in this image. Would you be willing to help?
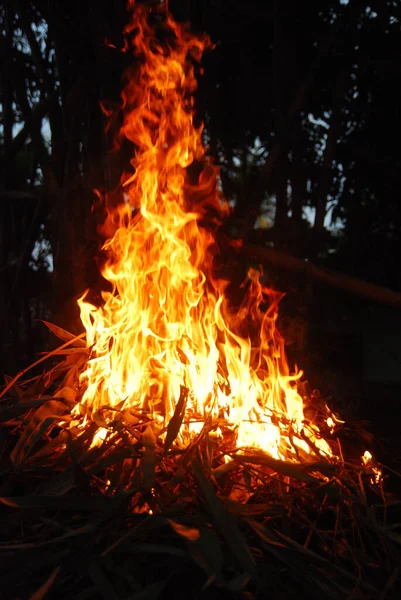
[76,5,333,461]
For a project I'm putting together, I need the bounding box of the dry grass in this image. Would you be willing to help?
[0,325,400,600]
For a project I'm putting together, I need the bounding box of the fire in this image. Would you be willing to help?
[362,450,382,484]
[74,4,333,462]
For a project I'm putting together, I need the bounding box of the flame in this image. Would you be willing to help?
[362,450,373,465]
[75,5,334,462]
[92,427,108,447]
[362,450,382,484]
[327,417,335,433]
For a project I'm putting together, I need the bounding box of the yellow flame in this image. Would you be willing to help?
[362,450,373,465]
[362,450,382,484]
[327,417,335,433]
[75,6,334,462]
[91,427,108,447]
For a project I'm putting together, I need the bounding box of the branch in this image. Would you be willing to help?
[0,92,57,171]
[2,4,14,148]
[259,29,338,187]
[239,242,401,308]
[257,0,367,189]
[13,0,54,94]
[314,70,347,232]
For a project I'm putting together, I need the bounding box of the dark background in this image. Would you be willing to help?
[1,0,400,448]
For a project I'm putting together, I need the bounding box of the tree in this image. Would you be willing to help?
[0,0,128,369]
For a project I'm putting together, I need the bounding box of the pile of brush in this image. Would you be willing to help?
[0,323,400,600]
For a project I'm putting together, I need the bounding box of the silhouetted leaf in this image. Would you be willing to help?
[246,519,288,548]
[168,518,200,541]
[234,452,321,482]
[223,500,284,517]
[42,320,87,348]
[54,386,77,404]
[0,524,96,549]
[89,559,118,600]
[192,461,258,581]
[188,526,224,585]
[0,398,47,423]
[0,495,118,511]
[11,400,67,465]
[164,386,188,454]
[2,376,24,401]
[24,430,70,467]
[221,572,250,592]
[142,425,156,490]
[125,543,187,558]
[126,579,169,600]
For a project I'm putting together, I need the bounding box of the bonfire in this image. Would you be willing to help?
[0,4,398,599]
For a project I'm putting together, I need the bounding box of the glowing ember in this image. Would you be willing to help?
[74,4,336,462]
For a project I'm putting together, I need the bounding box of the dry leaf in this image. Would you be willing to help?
[168,518,200,541]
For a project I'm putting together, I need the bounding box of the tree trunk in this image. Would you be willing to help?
[314,70,346,234]
[2,4,14,188]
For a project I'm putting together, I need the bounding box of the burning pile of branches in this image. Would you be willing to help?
[0,350,399,598]
[0,4,400,598]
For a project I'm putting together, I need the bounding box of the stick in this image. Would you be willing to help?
[241,242,401,308]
